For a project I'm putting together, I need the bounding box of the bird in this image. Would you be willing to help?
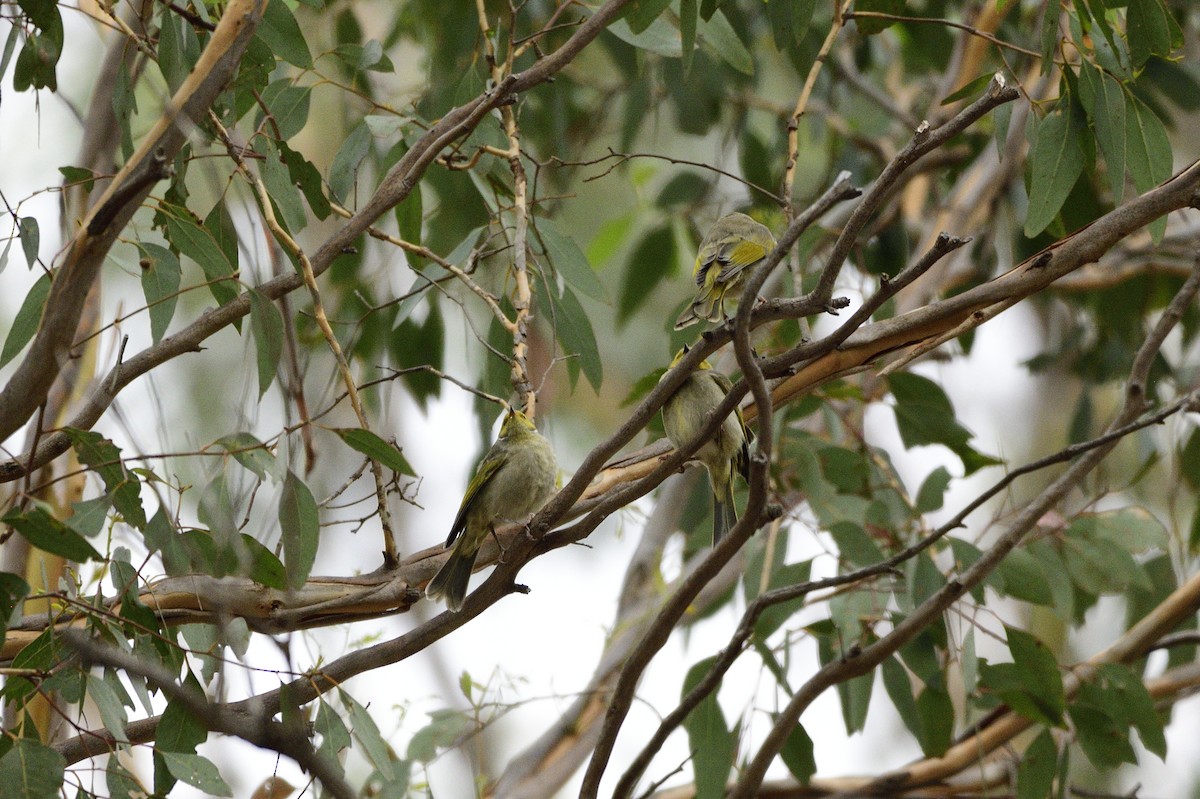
[425,407,557,611]
[674,212,777,330]
[660,347,751,545]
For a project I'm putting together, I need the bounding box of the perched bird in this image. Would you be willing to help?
[674,212,777,330]
[660,347,751,545]
[426,408,557,611]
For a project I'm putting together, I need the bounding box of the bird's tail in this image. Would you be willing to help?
[425,544,478,611]
[674,292,723,330]
[711,473,739,546]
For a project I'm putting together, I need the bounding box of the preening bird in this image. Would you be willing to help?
[660,347,751,545]
[426,408,557,611]
[674,212,777,330]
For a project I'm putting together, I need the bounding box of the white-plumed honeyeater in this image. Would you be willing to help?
[660,347,751,545]
[674,212,777,330]
[426,408,557,611]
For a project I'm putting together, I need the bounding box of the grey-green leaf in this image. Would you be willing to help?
[0,272,50,368]
[248,289,284,398]
[137,242,181,343]
[279,469,319,589]
[333,428,415,475]
[1024,100,1086,237]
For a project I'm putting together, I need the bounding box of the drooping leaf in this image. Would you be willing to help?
[0,272,51,369]
[248,289,284,398]
[256,0,312,68]
[681,656,734,799]
[63,428,147,530]
[279,470,319,588]
[164,212,240,308]
[1016,728,1059,799]
[887,373,1001,475]
[137,242,181,343]
[1025,98,1086,237]
[538,219,608,302]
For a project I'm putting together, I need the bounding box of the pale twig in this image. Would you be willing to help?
[210,114,400,568]
[477,0,539,413]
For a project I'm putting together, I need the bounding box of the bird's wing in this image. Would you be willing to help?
[445,450,506,546]
[709,370,752,479]
[715,238,766,283]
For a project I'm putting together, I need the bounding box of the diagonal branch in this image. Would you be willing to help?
[0,0,267,444]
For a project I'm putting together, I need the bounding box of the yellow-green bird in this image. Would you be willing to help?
[674,212,777,330]
[426,408,557,611]
[660,347,751,545]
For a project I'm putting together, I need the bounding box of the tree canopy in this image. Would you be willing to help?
[3,0,1200,797]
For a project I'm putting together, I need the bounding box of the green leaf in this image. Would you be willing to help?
[680,0,696,72]
[278,140,332,221]
[333,428,415,475]
[699,10,753,76]
[3,504,102,562]
[248,289,283,398]
[622,0,672,34]
[343,691,396,778]
[1124,94,1172,242]
[779,721,816,784]
[0,738,65,799]
[66,494,111,537]
[1126,0,1181,70]
[315,699,352,765]
[1024,98,1086,237]
[407,708,468,763]
[752,560,812,640]
[395,183,423,248]
[682,656,734,799]
[915,466,951,513]
[1182,428,1200,490]
[241,534,287,590]
[940,72,996,106]
[164,213,240,308]
[826,521,883,568]
[159,752,231,797]
[329,121,372,203]
[63,428,147,530]
[0,272,51,369]
[853,0,904,34]
[212,432,276,480]
[1006,626,1065,724]
[538,219,607,302]
[887,373,1000,475]
[17,216,38,267]
[620,224,676,324]
[154,677,208,797]
[86,672,129,744]
[137,242,181,343]
[881,656,920,743]
[767,0,813,52]
[259,81,311,141]
[279,470,319,589]
[1070,703,1137,768]
[992,546,1054,605]
[0,572,30,630]
[914,686,953,756]
[1078,61,1127,202]
[259,138,308,233]
[551,286,603,393]
[1016,728,1058,799]
[1078,664,1166,759]
[257,0,312,68]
